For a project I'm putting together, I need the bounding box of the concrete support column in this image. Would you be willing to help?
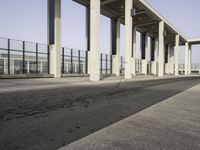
[150,37,157,75]
[185,42,189,75]
[165,45,170,74]
[132,26,136,76]
[89,0,100,81]
[175,34,180,76]
[85,6,90,74]
[158,21,164,77]
[48,0,61,78]
[154,39,159,75]
[168,45,170,73]
[124,0,133,79]
[4,59,7,74]
[140,33,148,75]
[188,45,192,75]
[169,46,174,74]
[40,61,43,73]
[27,60,30,74]
[10,59,14,75]
[111,18,120,76]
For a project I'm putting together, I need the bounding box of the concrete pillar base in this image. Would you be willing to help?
[151,61,157,75]
[165,63,170,74]
[132,58,136,76]
[141,60,147,75]
[125,74,132,79]
[90,74,100,81]
[112,55,120,76]
[49,45,61,78]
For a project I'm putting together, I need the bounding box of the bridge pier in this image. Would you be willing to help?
[47,0,61,78]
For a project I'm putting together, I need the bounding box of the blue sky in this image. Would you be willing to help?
[0,0,199,63]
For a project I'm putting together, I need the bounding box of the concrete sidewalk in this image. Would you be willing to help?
[0,75,199,93]
[59,84,200,150]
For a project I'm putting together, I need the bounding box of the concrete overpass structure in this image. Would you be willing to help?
[48,0,200,81]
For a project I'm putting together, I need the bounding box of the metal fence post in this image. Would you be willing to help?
[47,45,50,74]
[105,54,108,74]
[71,48,73,74]
[110,55,112,74]
[136,59,137,74]
[100,53,103,74]
[62,47,65,74]
[7,39,10,75]
[120,56,123,74]
[85,51,88,74]
[78,50,81,74]
[22,41,25,74]
[36,43,39,74]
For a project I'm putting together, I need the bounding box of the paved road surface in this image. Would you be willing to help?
[0,77,200,150]
[59,83,200,150]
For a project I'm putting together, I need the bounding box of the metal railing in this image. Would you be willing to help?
[147,61,152,75]
[100,53,112,74]
[136,59,142,74]
[2,37,165,77]
[61,48,87,74]
[0,37,49,75]
[119,59,146,75]
[191,64,200,72]
[61,48,114,75]
[0,37,118,76]
[120,56,125,75]
[179,63,200,73]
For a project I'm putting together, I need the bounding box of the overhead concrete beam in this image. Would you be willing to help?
[101,0,118,5]
[188,39,200,45]
[135,10,146,15]
[73,0,190,43]
[102,5,120,17]
[121,10,146,17]
[135,21,159,27]
[139,0,187,42]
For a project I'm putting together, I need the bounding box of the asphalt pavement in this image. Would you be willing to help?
[0,76,200,150]
[59,82,200,150]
